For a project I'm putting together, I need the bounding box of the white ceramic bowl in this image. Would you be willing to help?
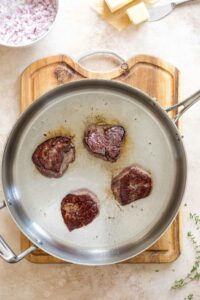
[0,0,59,48]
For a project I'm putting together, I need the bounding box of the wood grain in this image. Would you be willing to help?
[20,54,181,263]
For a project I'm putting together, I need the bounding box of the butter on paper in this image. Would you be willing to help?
[127,2,150,25]
[105,0,133,12]
[91,0,141,31]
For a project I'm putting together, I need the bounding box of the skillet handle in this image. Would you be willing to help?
[166,90,200,123]
[76,49,129,71]
[0,202,37,263]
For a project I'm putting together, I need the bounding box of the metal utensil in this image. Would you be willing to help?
[148,0,196,22]
[0,77,200,265]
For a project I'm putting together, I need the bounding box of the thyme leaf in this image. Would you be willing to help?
[171,213,200,296]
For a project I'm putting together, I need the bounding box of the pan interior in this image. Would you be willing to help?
[3,82,186,264]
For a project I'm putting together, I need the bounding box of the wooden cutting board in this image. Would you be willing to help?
[20,54,181,263]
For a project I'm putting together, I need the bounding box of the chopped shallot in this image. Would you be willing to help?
[0,0,57,46]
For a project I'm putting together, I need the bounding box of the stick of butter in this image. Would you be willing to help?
[127,2,150,25]
[105,0,133,12]
[145,0,157,4]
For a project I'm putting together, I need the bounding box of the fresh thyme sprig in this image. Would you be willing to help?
[172,213,200,291]
[189,213,200,227]
[184,294,194,300]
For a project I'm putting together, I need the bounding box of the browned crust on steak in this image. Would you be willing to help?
[111,165,152,205]
[84,124,125,162]
[61,189,99,231]
[32,136,75,178]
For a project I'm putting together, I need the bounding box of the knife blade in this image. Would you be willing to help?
[147,0,197,22]
[148,3,175,21]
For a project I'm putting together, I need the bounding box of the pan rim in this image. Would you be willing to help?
[1,79,187,265]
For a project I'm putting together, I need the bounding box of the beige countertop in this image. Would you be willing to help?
[0,0,200,299]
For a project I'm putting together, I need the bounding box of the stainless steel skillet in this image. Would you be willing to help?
[0,78,200,265]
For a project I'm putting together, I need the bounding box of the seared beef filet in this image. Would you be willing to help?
[32,136,75,178]
[61,189,99,231]
[84,124,125,162]
[111,165,152,205]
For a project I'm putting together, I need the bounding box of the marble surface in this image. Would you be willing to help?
[0,0,200,299]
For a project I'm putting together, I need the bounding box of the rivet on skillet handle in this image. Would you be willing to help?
[166,90,200,123]
[0,202,37,263]
[76,49,129,72]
